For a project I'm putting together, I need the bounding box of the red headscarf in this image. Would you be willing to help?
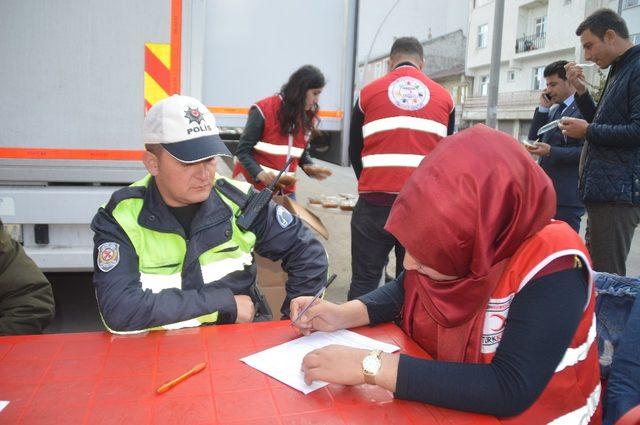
[385,124,556,362]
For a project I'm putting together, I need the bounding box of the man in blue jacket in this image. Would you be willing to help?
[527,60,585,233]
[561,9,640,275]
[91,95,328,333]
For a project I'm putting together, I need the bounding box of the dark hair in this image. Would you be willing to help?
[543,60,568,80]
[145,144,163,155]
[277,65,325,136]
[576,8,629,40]
[389,37,424,60]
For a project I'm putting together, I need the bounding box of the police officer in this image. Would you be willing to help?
[348,37,455,300]
[91,95,328,333]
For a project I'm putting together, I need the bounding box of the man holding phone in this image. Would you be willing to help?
[527,60,585,232]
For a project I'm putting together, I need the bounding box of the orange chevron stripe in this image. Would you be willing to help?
[145,46,171,92]
[170,0,181,94]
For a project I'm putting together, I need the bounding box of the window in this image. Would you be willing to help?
[535,16,546,38]
[478,24,488,48]
[532,66,546,90]
[479,76,489,96]
[507,70,516,82]
[623,0,639,9]
[633,33,640,45]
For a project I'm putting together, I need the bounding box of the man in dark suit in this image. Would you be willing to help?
[527,60,585,232]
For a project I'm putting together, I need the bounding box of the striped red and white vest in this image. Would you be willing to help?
[233,95,308,194]
[358,65,453,193]
[481,222,600,424]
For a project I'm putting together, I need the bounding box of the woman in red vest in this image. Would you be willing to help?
[291,125,601,424]
[233,65,332,197]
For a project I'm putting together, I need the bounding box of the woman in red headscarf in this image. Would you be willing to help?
[291,125,601,423]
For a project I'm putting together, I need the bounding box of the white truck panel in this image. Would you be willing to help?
[0,0,169,181]
[201,0,350,131]
[0,0,355,270]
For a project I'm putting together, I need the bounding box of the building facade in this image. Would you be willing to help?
[462,0,620,139]
[620,0,640,44]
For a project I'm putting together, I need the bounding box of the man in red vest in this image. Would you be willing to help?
[348,37,455,300]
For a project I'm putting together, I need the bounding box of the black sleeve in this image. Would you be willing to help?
[251,201,328,317]
[236,107,266,180]
[394,267,588,417]
[574,91,597,123]
[299,144,314,169]
[358,272,405,324]
[586,73,640,148]
[348,100,365,179]
[448,108,456,135]
[529,108,550,140]
[91,208,238,332]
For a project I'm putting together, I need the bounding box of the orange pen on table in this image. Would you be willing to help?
[156,362,207,394]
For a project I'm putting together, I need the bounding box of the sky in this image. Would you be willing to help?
[356,0,469,62]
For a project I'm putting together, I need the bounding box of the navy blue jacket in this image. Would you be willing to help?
[575,45,640,204]
[91,177,328,331]
[528,99,585,208]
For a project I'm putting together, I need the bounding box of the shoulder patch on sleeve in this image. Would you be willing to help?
[275,205,294,229]
[97,242,120,272]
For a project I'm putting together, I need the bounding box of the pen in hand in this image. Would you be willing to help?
[156,362,207,394]
[291,274,337,326]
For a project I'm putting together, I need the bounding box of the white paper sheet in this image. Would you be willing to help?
[0,401,9,413]
[241,329,400,394]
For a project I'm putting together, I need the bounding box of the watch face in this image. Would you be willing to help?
[363,354,382,374]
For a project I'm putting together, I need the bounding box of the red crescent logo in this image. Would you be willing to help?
[490,314,507,332]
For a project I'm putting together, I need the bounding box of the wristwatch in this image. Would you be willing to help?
[362,349,383,385]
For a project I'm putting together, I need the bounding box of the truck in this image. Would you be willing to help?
[0,0,357,272]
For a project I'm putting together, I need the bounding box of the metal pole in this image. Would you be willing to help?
[339,0,359,166]
[486,0,505,128]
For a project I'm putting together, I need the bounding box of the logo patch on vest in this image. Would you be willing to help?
[481,293,515,354]
[388,76,430,111]
[275,205,293,228]
[97,242,120,272]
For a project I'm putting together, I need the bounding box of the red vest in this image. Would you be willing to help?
[233,95,308,194]
[358,65,453,193]
[402,221,601,424]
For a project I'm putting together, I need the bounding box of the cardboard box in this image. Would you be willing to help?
[273,196,329,239]
[255,254,287,318]
[255,198,329,319]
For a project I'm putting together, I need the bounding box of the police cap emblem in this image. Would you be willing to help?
[184,106,205,125]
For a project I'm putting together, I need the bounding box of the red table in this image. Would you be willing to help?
[0,322,499,424]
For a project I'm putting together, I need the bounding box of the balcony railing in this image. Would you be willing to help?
[464,90,539,108]
[515,33,546,53]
